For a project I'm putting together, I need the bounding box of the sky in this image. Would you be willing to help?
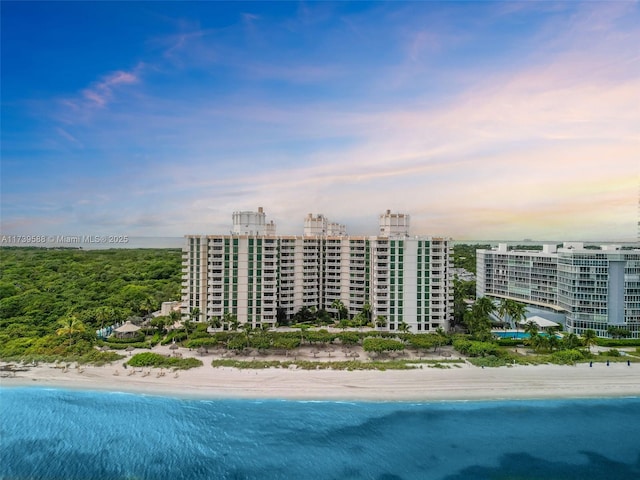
[1,1,639,242]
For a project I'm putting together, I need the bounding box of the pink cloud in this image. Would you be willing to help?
[81,68,140,107]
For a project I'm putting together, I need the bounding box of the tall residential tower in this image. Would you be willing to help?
[182,209,453,333]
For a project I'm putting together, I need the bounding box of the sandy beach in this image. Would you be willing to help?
[2,359,639,401]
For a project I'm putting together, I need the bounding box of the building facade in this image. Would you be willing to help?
[182,209,453,333]
[477,243,640,338]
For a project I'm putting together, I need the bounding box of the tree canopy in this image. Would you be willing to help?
[0,247,181,358]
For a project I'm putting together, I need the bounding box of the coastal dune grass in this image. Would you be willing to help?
[211,358,464,370]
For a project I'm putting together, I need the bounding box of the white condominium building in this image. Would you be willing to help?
[476,244,560,310]
[477,243,640,338]
[182,209,453,333]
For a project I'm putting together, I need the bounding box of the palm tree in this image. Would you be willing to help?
[508,301,527,332]
[223,312,239,331]
[546,328,559,352]
[169,309,181,325]
[532,334,548,353]
[434,326,448,353]
[208,316,222,331]
[562,333,580,350]
[497,298,512,329]
[497,298,527,331]
[95,306,115,332]
[467,297,494,341]
[56,315,86,346]
[375,316,387,329]
[523,320,539,338]
[361,303,372,325]
[331,299,346,324]
[241,322,253,343]
[398,321,410,334]
[582,329,598,353]
[522,321,539,349]
[474,296,496,320]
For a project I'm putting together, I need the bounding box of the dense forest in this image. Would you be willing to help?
[0,247,181,359]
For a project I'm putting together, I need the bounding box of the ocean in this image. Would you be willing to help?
[1,387,639,480]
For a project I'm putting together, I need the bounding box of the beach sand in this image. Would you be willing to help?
[2,359,639,401]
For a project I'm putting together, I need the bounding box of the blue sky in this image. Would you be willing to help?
[2,1,638,241]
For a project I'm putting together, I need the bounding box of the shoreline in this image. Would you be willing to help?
[2,362,639,402]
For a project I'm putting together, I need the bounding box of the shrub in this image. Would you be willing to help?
[596,338,640,347]
[161,331,187,345]
[272,336,301,350]
[406,335,437,350]
[185,338,220,349]
[127,352,202,370]
[453,339,499,357]
[337,332,360,345]
[106,333,146,344]
[104,342,150,350]
[363,337,405,353]
[551,349,585,365]
[227,336,248,350]
[249,334,271,350]
[468,355,509,367]
[305,330,336,345]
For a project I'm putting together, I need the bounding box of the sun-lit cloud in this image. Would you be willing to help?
[2,1,638,242]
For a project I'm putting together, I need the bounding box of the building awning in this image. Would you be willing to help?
[519,316,560,329]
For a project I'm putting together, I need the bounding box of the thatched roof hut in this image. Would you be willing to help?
[114,321,141,339]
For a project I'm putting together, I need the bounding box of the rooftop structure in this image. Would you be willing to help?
[379,210,410,238]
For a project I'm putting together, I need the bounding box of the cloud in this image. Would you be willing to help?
[80,68,140,107]
[6,2,638,242]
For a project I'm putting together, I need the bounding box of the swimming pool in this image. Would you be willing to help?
[493,331,558,339]
[493,331,530,339]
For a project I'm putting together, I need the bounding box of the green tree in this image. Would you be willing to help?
[398,321,411,333]
[523,320,539,339]
[509,301,527,332]
[497,298,527,330]
[434,327,448,353]
[546,330,560,352]
[607,326,631,339]
[56,314,86,346]
[582,329,598,352]
[224,312,239,331]
[94,306,116,331]
[466,297,494,341]
[331,299,347,324]
[362,337,405,353]
[474,296,496,320]
[562,333,581,350]
[169,309,181,324]
[375,316,387,329]
[453,278,475,328]
[360,303,372,325]
[208,316,222,330]
[242,322,253,342]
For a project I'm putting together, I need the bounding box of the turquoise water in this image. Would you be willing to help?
[493,331,532,339]
[1,387,639,480]
[492,331,558,339]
